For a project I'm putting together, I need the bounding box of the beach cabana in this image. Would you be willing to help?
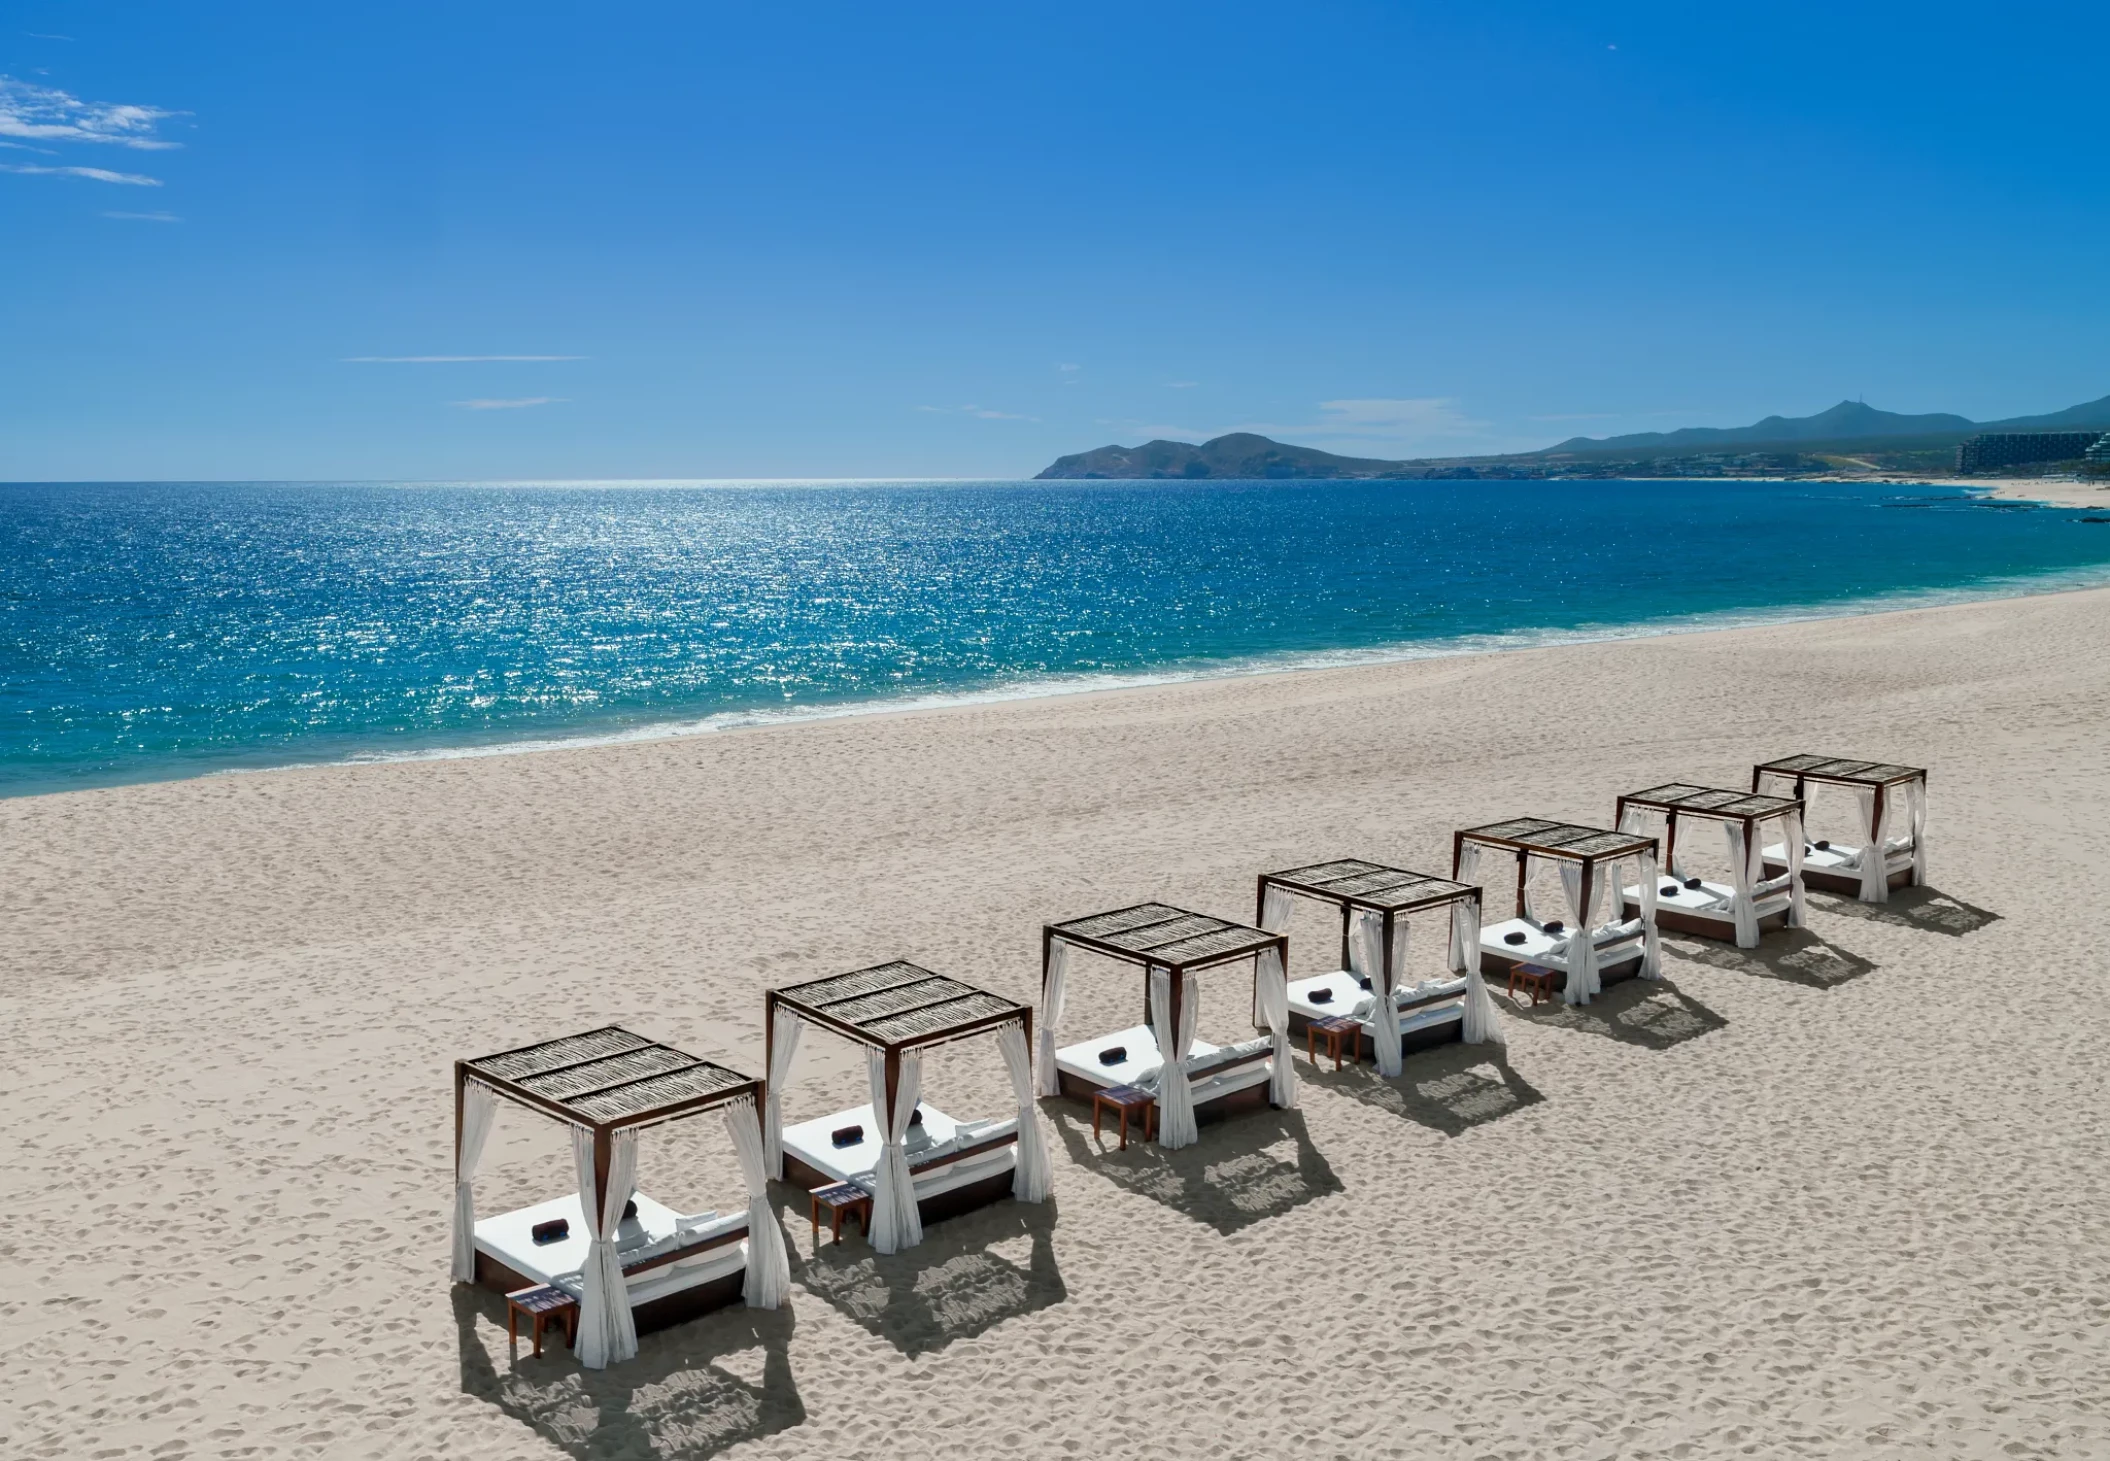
[451,1027,790,1370]
[1254,860,1504,1077]
[764,962,1050,1255]
[1453,820,1662,1005]
[1034,902,1295,1150]
[1752,755,1928,903]
[1613,784,1808,947]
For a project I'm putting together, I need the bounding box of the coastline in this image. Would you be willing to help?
[8,582,2110,1459]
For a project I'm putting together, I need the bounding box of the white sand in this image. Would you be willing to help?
[5,586,2109,1460]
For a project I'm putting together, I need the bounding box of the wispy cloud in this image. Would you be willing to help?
[347,354,588,363]
[917,404,1039,421]
[104,208,179,222]
[1165,380,1199,389]
[453,397,565,410]
[0,161,160,185]
[0,76,179,150]
[24,33,75,41]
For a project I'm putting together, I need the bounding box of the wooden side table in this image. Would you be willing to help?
[1509,962,1556,1007]
[1091,1083,1156,1150]
[505,1283,578,1359]
[1307,1014,1362,1071]
[810,1182,874,1246]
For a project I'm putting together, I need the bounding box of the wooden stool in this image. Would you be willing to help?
[809,1182,874,1246]
[1509,962,1556,1007]
[505,1284,578,1359]
[1307,1014,1362,1071]
[1092,1083,1157,1150]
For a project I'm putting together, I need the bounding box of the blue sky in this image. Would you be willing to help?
[3,2,2106,480]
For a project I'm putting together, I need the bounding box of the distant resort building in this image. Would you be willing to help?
[1956,431,2109,472]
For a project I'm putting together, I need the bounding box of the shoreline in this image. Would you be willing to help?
[14,553,2110,800]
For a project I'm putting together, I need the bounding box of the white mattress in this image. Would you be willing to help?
[1287,969,1466,1031]
[1764,839,1912,874]
[1481,915,1643,972]
[474,1192,749,1301]
[780,1103,1019,1200]
[1629,878,1791,921]
[1054,1024,1221,1090]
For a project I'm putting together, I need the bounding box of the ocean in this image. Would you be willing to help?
[4,477,2107,796]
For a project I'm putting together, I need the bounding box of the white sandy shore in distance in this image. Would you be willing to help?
[1975,477,2110,509]
[6,586,2110,1460]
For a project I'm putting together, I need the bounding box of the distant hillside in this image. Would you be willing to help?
[1038,392,2110,479]
[1548,400,1976,455]
[1037,432,1416,480]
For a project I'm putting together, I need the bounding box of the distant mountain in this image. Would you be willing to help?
[1546,400,1975,454]
[1037,392,2110,478]
[1036,432,1416,480]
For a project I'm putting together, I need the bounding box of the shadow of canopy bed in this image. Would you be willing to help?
[1452,819,1663,1005]
[1752,754,1927,903]
[1253,860,1505,1077]
[451,1026,790,1371]
[764,962,1051,1255]
[1613,784,1809,947]
[1034,902,1296,1150]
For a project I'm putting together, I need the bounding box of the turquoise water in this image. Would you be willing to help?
[3,478,2107,796]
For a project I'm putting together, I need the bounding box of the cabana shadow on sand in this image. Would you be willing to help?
[1454,819,1664,1005]
[1253,859,1506,1076]
[451,1027,792,1371]
[764,962,1052,1255]
[1036,902,1298,1150]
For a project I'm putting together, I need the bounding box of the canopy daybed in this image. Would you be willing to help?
[1452,819,1663,1006]
[1613,784,1809,947]
[1034,902,1295,1150]
[1253,860,1505,1077]
[451,1026,790,1371]
[1752,754,1928,903]
[764,962,1050,1255]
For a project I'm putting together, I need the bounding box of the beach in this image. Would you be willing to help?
[5,582,2107,1461]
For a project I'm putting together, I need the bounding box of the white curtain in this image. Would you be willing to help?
[1360,912,1404,1077]
[1034,940,1070,1097]
[1724,821,1761,948]
[1855,786,1889,903]
[764,1007,804,1180]
[1557,862,1602,1005]
[572,1125,640,1370]
[1259,886,1296,937]
[1637,849,1663,978]
[995,1021,1052,1202]
[450,1081,499,1283]
[1449,843,1482,970]
[1618,804,1671,879]
[1782,810,1808,927]
[1149,965,1200,1149]
[866,1049,924,1254]
[721,1096,790,1309]
[1457,899,1505,1044]
[1908,777,1929,886]
[1255,945,1299,1103]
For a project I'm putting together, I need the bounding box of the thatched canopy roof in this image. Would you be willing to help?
[462,1026,760,1132]
[1261,859,1477,915]
[1457,818,1655,862]
[1755,754,1926,789]
[1047,902,1283,972]
[1619,784,1802,825]
[768,961,1028,1053]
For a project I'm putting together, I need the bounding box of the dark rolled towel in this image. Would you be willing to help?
[1504,931,1528,945]
[830,1124,864,1148]
[908,1107,924,1128]
[1356,975,1372,991]
[1684,877,1703,889]
[1309,988,1333,1004]
[531,1217,570,1246]
[621,1198,637,1223]
[1097,1045,1128,1066]
[1661,884,1681,897]
[1543,920,1565,934]
[1814,839,1831,851]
